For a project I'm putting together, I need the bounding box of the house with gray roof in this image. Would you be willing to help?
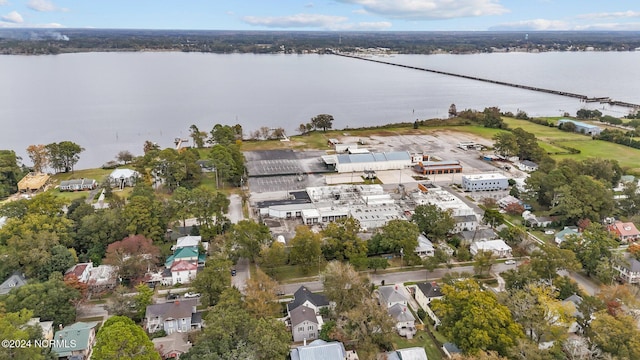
[388,303,416,338]
[290,339,347,360]
[290,305,322,342]
[377,285,408,309]
[145,299,202,334]
[287,286,330,316]
[108,168,139,189]
[415,234,434,258]
[415,281,444,310]
[459,228,497,244]
[384,347,428,360]
[613,253,640,284]
[51,321,99,359]
[0,272,27,295]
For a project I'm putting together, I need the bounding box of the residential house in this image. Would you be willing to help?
[173,235,209,253]
[145,299,203,334]
[414,281,444,310]
[453,214,479,232]
[287,286,330,316]
[388,303,416,338]
[459,228,497,245]
[515,160,539,172]
[108,168,139,189]
[86,264,117,294]
[25,318,54,340]
[377,285,408,309]
[291,305,322,343]
[65,262,93,283]
[470,239,512,258]
[0,272,27,295]
[59,178,98,192]
[17,172,50,193]
[497,195,520,209]
[563,294,584,334]
[51,321,99,360]
[290,340,348,360]
[555,227,580,246]
[607,221,640,243]
[522,211,552,228]
[163,246,206,286]
[384,347,428,360]
[152,332,192,360]
[613,254,640,284]
[414,235,434,258]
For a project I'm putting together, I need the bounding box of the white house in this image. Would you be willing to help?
[454,214,479,232]
[613,254,640,284]
[415,235,435,258]
[388,303,416,338]
[145,299,202,334]
[470,239,512,258]
[462,173,509,192]
[385,347,428,360]
[290,305,322,343]
[65,262,93,283]
[109,168,139,189]
[414,281,444,310]
[290,340,347,360]
[170,260,198,285]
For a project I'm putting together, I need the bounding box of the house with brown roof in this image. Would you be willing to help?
[17,172,50,193]
[145,299,203,335]
[607,221,640,243]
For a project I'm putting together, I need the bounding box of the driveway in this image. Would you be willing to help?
[232,258,251,293]
[227,194,244,224]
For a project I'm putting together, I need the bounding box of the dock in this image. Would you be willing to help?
[332,52,640,110]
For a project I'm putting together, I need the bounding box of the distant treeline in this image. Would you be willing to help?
[2,29,640,55]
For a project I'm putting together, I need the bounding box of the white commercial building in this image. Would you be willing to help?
[333,151,413,173]
[462,173,509,192]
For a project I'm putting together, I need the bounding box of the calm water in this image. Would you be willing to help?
[1,51,638,169]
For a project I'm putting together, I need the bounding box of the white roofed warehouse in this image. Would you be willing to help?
[333,151,413,173]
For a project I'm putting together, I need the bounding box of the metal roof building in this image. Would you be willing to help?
[334,151,412,173]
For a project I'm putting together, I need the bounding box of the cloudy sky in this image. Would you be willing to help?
[1,0,640,31]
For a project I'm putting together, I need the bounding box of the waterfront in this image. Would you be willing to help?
[0,51,637,168]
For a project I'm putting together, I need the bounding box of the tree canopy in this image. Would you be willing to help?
[93,316,160,360]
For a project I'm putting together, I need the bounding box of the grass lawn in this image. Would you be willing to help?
[269,263,326,283]
[51,168,112,183]
[390,331,443,360]
[551,139,640,171]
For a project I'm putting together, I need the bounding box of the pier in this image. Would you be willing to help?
[333,52,640,110]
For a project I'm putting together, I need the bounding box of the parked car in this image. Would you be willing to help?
[505,260,516,265]
[184,292,200,298]
[231,269,237,276]
[166,293,179,300]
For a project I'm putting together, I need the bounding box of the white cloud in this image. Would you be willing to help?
[1,10,23,23]
[576,10,640,20]
[334,0,509,20]
[489,19,569,31]
[348,21,392,30]
[0,0,8,6]
[0,21,63,28]
[305,2,314,8]
[574,22,640,31]
[242,13,349,29]
[27,0,57,12]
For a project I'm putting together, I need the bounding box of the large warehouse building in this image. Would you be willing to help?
[323,151,413,173]
[462,173,509,192]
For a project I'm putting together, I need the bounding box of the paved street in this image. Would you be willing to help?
[232,258,251,293]
[227,194,244,224]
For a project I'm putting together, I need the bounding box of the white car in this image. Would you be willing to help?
[183,292,200,298]
[504,260,516,265]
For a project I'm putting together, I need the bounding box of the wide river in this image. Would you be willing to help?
[1,51,638,169]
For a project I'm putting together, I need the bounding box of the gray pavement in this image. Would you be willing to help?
[228,194,244,224]
[232,258,251,293]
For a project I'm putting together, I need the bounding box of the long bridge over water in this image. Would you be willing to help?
[332,52,640,110]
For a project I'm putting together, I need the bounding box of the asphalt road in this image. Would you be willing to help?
[227,194,244,224]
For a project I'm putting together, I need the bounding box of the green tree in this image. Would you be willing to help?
[482,107,504,128]
[169,187,193,229]
[191,256,231,306]
[552,175,613,224]
[121,195,166,241]
[93,316,160,360]
[473,250,495,277]
[492,132,519,157]
[561,224,616,276]
[228,220,272,263]
[257,241,287,277]
[190,187,229,235]
[3,275,80,326]
[74,208,127,264]
[0,150,23,199]
[310,113,334,131]
[321,217,366,261]
[412,204,455,241]
[589,310,640,359]
[431,279,523,356]
[376,219,420,263]
[0,309,48,360]
[367,257,389,273]
[482,208,504,228]
[322,261,370,314]
[45,141,84,173]
[289,226,322,275]
[133,283,154,322]
[189,124,207,148]
[511,128,546,162]
[243,268,280,318]
[529,245,581,284]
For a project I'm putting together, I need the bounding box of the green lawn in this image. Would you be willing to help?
[390,331,444,360]
[551,139,640,171]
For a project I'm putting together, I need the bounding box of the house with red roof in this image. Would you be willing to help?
[608,221,640,243]
[65,262,93,283]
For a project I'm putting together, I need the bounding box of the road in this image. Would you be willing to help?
[232,258,251,293]
[227,194,244,224]
[280,263,515,295]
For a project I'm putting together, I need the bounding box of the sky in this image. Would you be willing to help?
[1,0,640,31]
